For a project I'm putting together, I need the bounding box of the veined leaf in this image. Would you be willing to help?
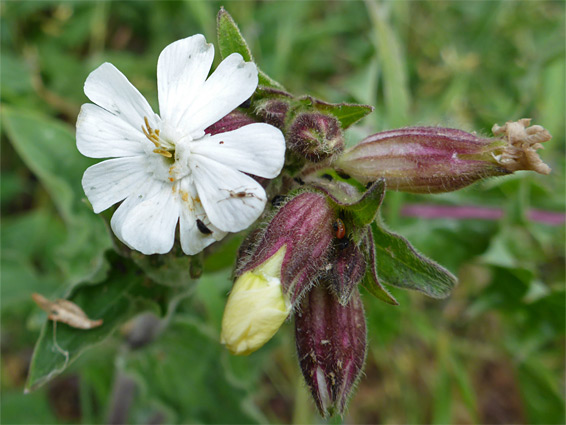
[298,96,374,129]
[361,227,398,305]
[371,220,457,298]
[25,255,163,392]
[2,108,112,286]
[217,7,284,89]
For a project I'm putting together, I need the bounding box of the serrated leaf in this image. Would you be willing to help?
[298,96,374,129]
[216,7,284,89]
[25,255,162,392]
[371,221,457,298]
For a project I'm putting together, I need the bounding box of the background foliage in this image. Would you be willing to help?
[1,1,564,424]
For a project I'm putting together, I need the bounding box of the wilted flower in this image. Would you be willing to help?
[335,119,551,193]
[76,34,285,255]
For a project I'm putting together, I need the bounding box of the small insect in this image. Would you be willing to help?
[333,218,346,239]
[336,237,350,251]
[239,97,252,108]
[294,177,305,185]
[219,188,263,206]
[271,195,285,208]
[196,219,213,235]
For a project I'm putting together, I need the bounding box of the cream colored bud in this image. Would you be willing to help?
[221,246,291,355]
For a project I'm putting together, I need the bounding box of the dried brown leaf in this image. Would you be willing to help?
[32,293,103,329]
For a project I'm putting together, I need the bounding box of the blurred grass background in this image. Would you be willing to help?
[1,1,564,424]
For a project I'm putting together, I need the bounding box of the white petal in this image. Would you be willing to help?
[110,184,151,246]
[111,180,179,255]
[190,155,267,232]
[157,35,215,130]
[177,178,227,255]
[77,104,152,159]
[180,53,258,136]
[82,156,150,213]
[190,123,286,178]
[84,63,157,131]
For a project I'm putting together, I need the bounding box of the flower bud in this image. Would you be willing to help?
[288,112,344,162]
[326,238,367,306]
[295,284,367,417]
[204,110,256,135]
[255,98,290,129]
[238,191,336,304]
[221,246,291,355]
[222,192,337,356]
[335,119,552,193]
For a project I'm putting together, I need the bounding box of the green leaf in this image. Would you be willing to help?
[360,227,398,305]
[130,250,196,287]
[2,107,89,221]
[311,177,384,225]
[2,107,112,286]
[298,96,374,129]
[346,180,386,227]
[216,7,283,89]
[124,318,267,424]
[25,254,163,392]
[0,391,59,424]
[370,220,457,298]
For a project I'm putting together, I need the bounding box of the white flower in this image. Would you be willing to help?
[76,35,286,255]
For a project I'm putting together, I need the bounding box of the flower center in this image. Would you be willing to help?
[142,117,174,158]
[142,116,195,183]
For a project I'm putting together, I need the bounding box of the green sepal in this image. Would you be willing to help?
[297,95,374,129]
[216,7,284,89]
[360,227,399,305]
[252,89,373,130]
[25,252,169,392]
[130,248,200,286]
[311,178,385,230]
[370,220,457,298]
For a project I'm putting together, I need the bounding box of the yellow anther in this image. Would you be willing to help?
[153,148,172,158]
[142,116,162,148]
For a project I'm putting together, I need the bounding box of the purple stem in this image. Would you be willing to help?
[401,204,565,226]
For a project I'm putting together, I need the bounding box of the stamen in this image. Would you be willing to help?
[153,148,173,158]
[142,116,175,160]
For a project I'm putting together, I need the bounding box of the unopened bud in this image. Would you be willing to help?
[326,237,366,305]
[288,113,344,162]
[336,120,552,193]
[238,191,336,304]
[221,246,291,355]
[255,98,290,129]
[204,110,256,135]
[295,284,367,417]
[222,192,336,355]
